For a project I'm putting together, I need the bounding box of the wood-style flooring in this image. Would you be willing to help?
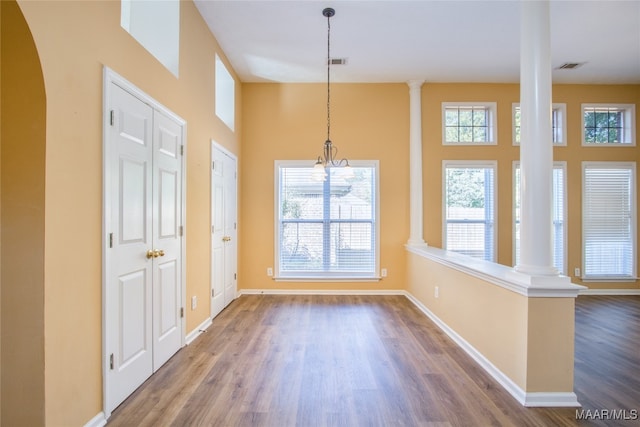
[107,294,640,426]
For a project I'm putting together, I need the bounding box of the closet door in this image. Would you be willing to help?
[106,83,155,411]
[104,75,185,414]
[211,143,237,318]
[152,110,183,369]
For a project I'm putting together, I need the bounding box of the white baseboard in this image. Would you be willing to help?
[185,316,213,345]
[579,288,640,296]
[84,412,107,427]
[238,288,405,296]
[524,392,580,407]
[403,291,581,408]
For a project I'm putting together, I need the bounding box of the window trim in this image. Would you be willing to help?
[442,160,498,262]
[581,161,637,281]
[442,102,498,146]
[512,103,567,146]
[581,104,636,146]
[512,161,567,274]
[274,160,380,281]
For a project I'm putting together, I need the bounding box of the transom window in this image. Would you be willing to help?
[512,103,566,145]
[582,162,636,280]
[275,161,379,279]
[582,104,636,145]
[442,103,497,145]
[443,161,496,261]
[513,162,566,274]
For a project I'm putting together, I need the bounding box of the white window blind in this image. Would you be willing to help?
[276,162,378,279]
[514,163,566,274]
[444,162,496,261]
[583,163,636,280]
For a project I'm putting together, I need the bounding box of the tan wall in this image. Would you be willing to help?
[240,83,410,291]
[421,83,640,290]
[406,251,529,388]
[526,296,575,392]
[0,2,46,424]
[406,250,577,393]
[13,0,239,425]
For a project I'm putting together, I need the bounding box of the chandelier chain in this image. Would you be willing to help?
[326,11,331,143]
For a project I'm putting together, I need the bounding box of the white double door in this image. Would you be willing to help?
[211,142,237,318]
[104,76,184,414]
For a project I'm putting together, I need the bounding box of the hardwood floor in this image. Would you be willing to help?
[107,294,639,426]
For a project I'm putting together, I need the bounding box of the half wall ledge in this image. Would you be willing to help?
[405,243,586,297]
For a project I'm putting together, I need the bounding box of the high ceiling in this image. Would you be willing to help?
[195,0,640,84]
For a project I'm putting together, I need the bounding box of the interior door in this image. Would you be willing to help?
[106,83,155,410]
[104,73,185,414]
[211,143,238,318]
[152,110,183,369]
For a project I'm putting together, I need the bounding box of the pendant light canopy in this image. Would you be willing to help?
[312,7,353,182]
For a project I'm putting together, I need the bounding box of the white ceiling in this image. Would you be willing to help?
[195,0,640,85]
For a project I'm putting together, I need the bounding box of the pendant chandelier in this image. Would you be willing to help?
[312,7,353,182]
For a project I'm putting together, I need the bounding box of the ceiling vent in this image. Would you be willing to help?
[329,58,348,65]
[556,62,586,70]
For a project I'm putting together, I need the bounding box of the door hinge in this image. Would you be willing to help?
[179,225,183,236]
[212,289,215,297]
[109,353,114,370]
[180,307,184,318]
[110,110,114,126]
[109,233,113,248]
[180,145,184,156]
[234,273,237,280]
[234,223,237,230]
[212,161,215,170]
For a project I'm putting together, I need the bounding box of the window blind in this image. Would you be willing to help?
[514,164,565,273]
[583,163,635,279]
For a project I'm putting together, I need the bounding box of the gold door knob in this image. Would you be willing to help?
[146,249,164,259]
[222,236,231,242]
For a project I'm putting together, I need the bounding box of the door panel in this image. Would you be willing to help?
[119,269,149,368]
[211,166,225,317]
[108,83,154,410]
[157,260,178,339]
[152,110,183,369]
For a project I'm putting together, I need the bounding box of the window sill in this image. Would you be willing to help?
[273,276,381,283]
[580,277,638,283]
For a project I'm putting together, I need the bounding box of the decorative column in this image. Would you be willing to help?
[407,80,425,245]
[515,0,557,276]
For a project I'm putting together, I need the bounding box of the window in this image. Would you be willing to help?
[582,104,636,145]
[215,55,235,131]
[443,161,496,261]
[121,0,180,77]
[582,162,636,280]
[275,161,379,279]
[513,162,566,274]
[512,103,567,145]
[442,103,497,145]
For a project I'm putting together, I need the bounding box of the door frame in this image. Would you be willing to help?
[102,67,187,417]
[210,140,238,318]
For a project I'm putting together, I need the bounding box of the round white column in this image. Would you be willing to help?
[515,0,558,276]
[407,80,425,245]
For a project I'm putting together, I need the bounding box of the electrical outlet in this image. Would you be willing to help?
[574,267,581,277]
[191,296,197,310]
[267,267,273,277]
[435,286,439,298]
[381,268,387,277]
